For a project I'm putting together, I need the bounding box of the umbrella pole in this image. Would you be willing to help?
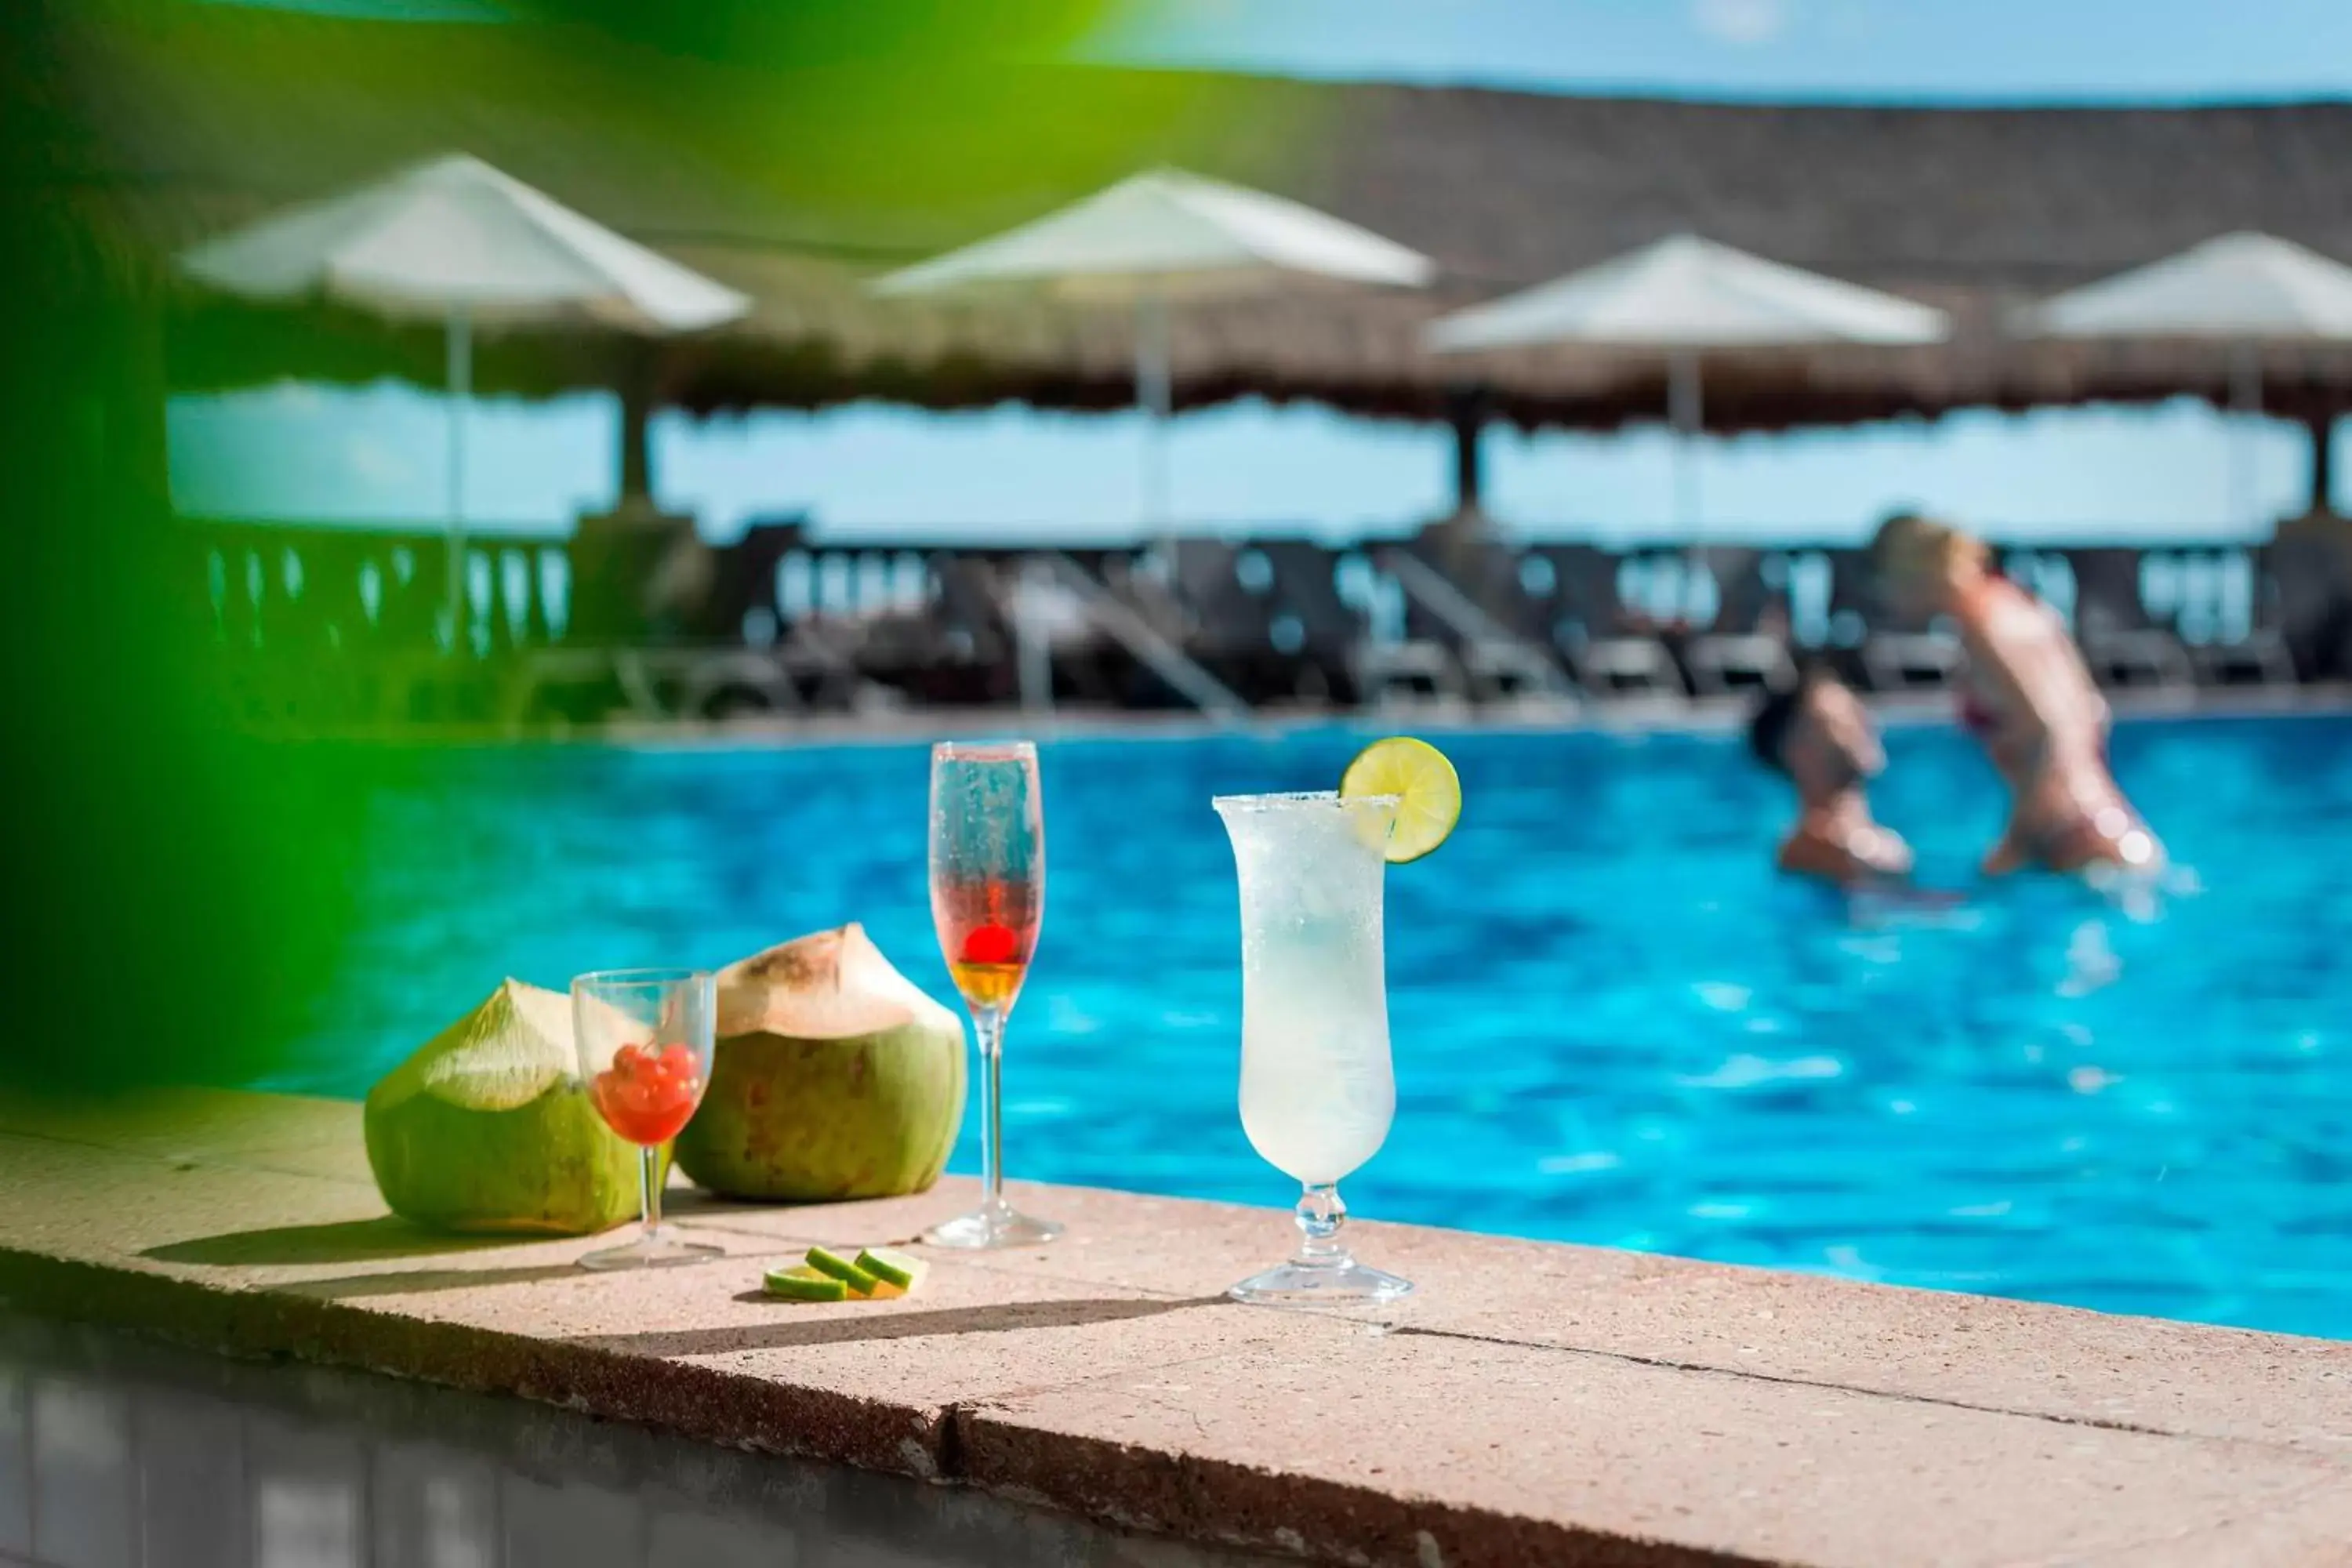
[445,305,472,649]
[1668,349,1706,621]
[1668,348,1703,542]
[2228,340,2262,534]
[1137,289,1172,538]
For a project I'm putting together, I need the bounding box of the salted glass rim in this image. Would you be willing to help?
[1211,789,1400,812]
[572,966,713,992]
[933,739,1038,762]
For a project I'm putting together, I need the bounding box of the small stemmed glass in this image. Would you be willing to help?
[572,966,720,1271]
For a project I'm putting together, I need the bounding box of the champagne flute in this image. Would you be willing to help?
[571,967,721,1271]
[923,741,1062,1248]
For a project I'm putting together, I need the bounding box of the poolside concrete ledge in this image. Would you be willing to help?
[0,1087,2346,1566]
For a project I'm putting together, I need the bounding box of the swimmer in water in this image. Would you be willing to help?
[1748,667,1914,887]
[1869,512,2163,878]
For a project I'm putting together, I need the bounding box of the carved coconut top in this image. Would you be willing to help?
[368,977,575,1113]
[715,924,962,1043]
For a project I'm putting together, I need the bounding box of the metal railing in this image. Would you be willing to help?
[180,517,2324,731]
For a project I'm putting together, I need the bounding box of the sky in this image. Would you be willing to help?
[171,0,2352,543]
[1094,0,2352,103]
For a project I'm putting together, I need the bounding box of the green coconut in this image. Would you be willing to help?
[364,978,650,1235]
[673,924,966,1201]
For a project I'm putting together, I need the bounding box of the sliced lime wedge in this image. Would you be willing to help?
[1340,736,1462,863]
[763,1265,848,1302]
[803,1245,879,1295]
[855,1247,924,1290]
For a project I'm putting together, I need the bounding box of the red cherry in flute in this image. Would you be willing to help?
[960,923,1020,965]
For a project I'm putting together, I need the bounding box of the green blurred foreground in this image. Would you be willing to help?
[0,0,1193,1090]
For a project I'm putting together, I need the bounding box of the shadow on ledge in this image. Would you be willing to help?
[273,1262,593,1301]
[577,1294,1232,1357]
[143,1215,536,1267]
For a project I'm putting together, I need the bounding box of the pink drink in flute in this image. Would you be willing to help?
[923,740,1062,1248]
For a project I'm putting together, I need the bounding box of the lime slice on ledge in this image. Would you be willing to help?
[1340,737,1461,863]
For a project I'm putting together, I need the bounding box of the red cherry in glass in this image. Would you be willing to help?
[960,924,1020,964]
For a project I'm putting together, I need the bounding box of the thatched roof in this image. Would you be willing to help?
[52,5,2352,432]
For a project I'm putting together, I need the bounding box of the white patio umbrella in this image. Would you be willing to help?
[873,167,1434,532]
[182,153,749,634]
[2026,232,2352,526]
[1428,234,1949,536]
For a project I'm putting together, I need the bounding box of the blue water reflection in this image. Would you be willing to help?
[274,714,2352,1339]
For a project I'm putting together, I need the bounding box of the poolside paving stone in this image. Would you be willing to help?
[0,1087,2346,1566]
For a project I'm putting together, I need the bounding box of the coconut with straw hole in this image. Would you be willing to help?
[673,924,967,1201]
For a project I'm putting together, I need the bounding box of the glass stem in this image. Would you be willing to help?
[1294,1182,1349,1268]
[640,1145,662,1240]
[975,1005,1005,1214]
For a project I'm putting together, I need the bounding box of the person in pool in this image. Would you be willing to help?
[1749,666,1914,887]
[1869,511,2163,878]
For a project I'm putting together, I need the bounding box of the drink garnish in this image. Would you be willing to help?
[1339,736,1462,862]
[803,1244,880,1295]
[855,1247,927,1296]
[959,923,1021,964]
[764,1246,928,1303]
[762,1265,848,1301]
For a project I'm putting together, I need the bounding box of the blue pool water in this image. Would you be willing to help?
[279,714,2352,1339]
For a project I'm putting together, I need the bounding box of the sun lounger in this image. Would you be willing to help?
[1682,547,1797,696]
[876,552,1017,705]
[2063,548,2194,691]
[2173,546,2296,687]
[1528,545,1683,699]
[1149,539,1312,706]
[1254,539,1378,705]
[1382,535,1563,703]
[2266,526,2352,681]
[1828,548,1962,692]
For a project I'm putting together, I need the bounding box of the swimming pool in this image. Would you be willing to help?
[279,713,2352,1340]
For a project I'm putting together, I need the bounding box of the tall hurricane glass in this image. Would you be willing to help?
[1213,790,1410,1305]
[924,741,1063,1248]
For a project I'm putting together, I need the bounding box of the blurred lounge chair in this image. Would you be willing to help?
[1682,546,1797,696]
[2178,546,2296,687]
[1253,539,1377,706]
[1152,539,1312,706]
[1025,547,1144,707]
[1831,547,1962,692]
[1385,530,1570,705]
[615,517,873,720]
[568,513,709,646]
[1527,544,1683,699]
[1042,550,1251,718]
[882,552,1018,706]
[2062,548,2194,691]
[705,517,806,645]
[2267,517,2352,681]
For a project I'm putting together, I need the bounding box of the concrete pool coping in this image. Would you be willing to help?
[0,1087,2345,1566]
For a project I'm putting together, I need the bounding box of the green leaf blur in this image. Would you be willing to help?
[0,0,1290,1091]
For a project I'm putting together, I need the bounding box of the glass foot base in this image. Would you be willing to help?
[923,1204,1064,1250]
[1229,1257,1414,1307]
[578,1226,724,1272]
